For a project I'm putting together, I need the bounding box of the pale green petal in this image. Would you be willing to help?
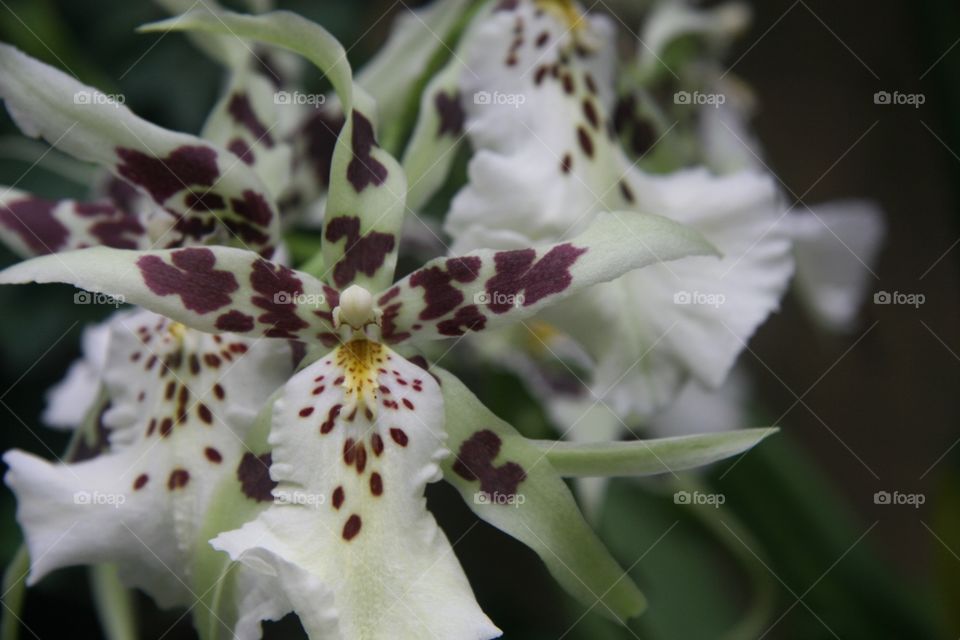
[377,211,715,344]
[0,44,281,256]
[531,428,777,477]
[0,246,339,343]
[434,366,646,622]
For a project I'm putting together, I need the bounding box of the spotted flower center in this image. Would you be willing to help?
[335,338,386,420]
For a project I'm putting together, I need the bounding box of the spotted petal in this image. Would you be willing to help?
[212,341,500,639]
[432,366,646,622]
[0,187,147,257]
[377,211,715,344]
[0,246,340,343]
[0,44,281,256]
[445,1,794,417]
[202,68,294,199]
[143,10,408,293]
[4,310,293,611]
[401,52,469,212]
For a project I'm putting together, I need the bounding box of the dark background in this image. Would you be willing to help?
[0,0,957,638]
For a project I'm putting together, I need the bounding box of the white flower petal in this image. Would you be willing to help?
[785,200,884,332]
[213,341,499,639]
[43,317,112,430]
[6,310,293,611]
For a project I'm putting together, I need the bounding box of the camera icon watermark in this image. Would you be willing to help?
[273,291,326,307]
[674,90,726,108]
[474,291,525,308]
[274,91,326,106]
[474,490,526,508]
[673,290,726,308]
[73,490,126,509]
[873,290,924,308]
[674,490,726,508]
[74,291,125,308]
[274,490,325,509]
[873,490,925,508]
[73,90,125,108]
[873,90,925,108]
[473,90,526,108]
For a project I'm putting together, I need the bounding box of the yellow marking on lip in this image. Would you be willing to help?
[536,0,587,33]
[335,338,387,419]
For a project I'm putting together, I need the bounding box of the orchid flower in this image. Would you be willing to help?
[433,0,885,451]
[440,0,795,430]
[0,26,311,635]
[0,9,778,639]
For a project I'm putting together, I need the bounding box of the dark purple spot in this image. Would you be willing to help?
[301,109,345,187]
[0,197,68,254]
[228,138,255,165]
[452,429,526,496]
[390,427,408,447]
[346,111,388,192]
[408,256,482,321]
[237,452,276,502]
[116,145,219,203]
[249,259,310,338]
[485,244,586,313]
[577,126,594,158]
[133,474,149,490]
[227,92,275,147]
[138,248,238,313]
[437,305,486,336]
[168,468,191,490]
[185,192,226,213]
[215,310,255,332]
[332,486,345,509]
[435,90,465,137]
[370,472,383,496]
[324,216,396,289]
[342,514,362,540]
[204,447,223,463]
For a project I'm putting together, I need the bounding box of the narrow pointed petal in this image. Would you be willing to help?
[377,211,715,344]
[212,342,500,639]
[0,187,146,257]
[433,366,646,622]
[0,44,280,255]
[532,428,777,477]
[143,9,408,292]
[202,69,294,199]
[402,54,468,212]
[357,0,473,133]
[0,246,340,343]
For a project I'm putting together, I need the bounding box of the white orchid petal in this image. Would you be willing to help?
[212,342,499,639]
[43,318,113,430]
[786,200,885,331]
[6,310,292,612]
